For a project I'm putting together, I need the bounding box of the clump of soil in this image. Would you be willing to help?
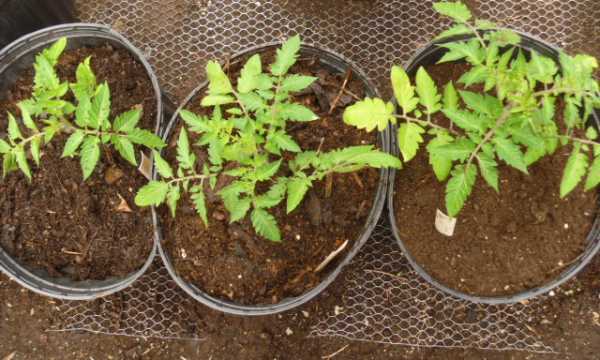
[0,44,157,281]
[160,49,381,305]
[394,62,598,297]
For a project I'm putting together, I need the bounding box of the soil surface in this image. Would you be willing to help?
[0,44,157,281]
[394,61,598,297]
[161,49,380,305]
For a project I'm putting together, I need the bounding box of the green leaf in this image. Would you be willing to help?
[415,67,441,115]
[445,164,477,217]
[443,81,459,110]
[135,181,169,207]
[287,177,311,213]
[435,24,471,40]
[0,139,10,154]
[457,65,488,87]
[584,156,600,191]
[127,128,165,149]
[430,137,476,161]
[62,130,85,157]
[560,144,589,198]
[224,195,251,223]
[2,153,17,177]
[113,109,142,132]
[90,82,111,129]
[254,179,287,209]
[442,108,486,133]
[201,95,236,107]
[18,103,38,132]
[391,66,419,114]
[14,147,31,180]
[343,98,395,132]
[43,37,67,65]
[153,150,174,179]
[427,131,454,181]
[476,19,497,30]
[439,40,484,65]
[433,1,472,22]
[179,110,209,133]
[72,57,96,100]
[80,136,101,180]
[278,103,318,122]
[191,189,209,227]
[493,137,528,173]
[270,35,301,76]
[459,91,502,117]
[112,136,137,166]
[348,151,402,168]
[477,152,499,191]
[280,74,317,92]
[7,112,23,141]
[237,54,262,93]
[75,95,91,127]
[586,127,598,140]
[206,60,233,95]
[485,29,520,46]
[166,185,181,217]
[255,159,281,181]
[238,92,266,111]
[527,51,558,84]
[272,131,301,152]
[397,122,425,162]
[176,127,195,170]
[33,54,60,92]
[251,208,281,242]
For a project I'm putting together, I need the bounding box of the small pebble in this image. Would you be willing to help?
[295,234,301,240]
[564,223,569,229]
[285,327,293,336]
[180,248,187,259]
[302,311,309,318]
[549,290,556,297]
[334,305,343,315]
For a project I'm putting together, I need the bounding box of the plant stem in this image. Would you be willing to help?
[394,114,460,135]
[167,173,214,185]
[466,22,487,50]
[466,104,513,167]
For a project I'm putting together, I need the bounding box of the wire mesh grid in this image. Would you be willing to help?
[48,0,599,350]
[49,261,202,340]
[308,222,554,353]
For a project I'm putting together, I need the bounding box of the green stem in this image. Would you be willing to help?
[167,173,215,186]
[394,114,460,135]
[466,103,514,167]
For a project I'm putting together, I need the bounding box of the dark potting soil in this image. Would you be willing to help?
[0,44,157,281]
[394,62,598,297]
[160,50,380,305]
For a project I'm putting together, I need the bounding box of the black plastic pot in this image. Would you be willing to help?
[0,24,162,300]
[388,31,600,305]
[155,43,392,316]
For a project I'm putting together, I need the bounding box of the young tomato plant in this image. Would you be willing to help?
[135,35,401,242]
[344,1,600,218]
[0,38,165,181]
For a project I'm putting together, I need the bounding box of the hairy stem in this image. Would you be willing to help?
[167,173,214,186]
[466,103,514,167]
[394,114,460,135]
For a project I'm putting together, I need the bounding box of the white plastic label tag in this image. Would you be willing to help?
[435,209,456,237]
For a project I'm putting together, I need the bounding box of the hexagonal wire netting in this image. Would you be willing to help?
[48,0,598,351]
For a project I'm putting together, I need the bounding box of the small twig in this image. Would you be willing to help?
[321,345,349,359]
[328,69,352,114]
[322,81,361,101]
[364,269,407,282]
[316,137,325,154]
[61,249,82,256]
[325,173,333,198]
[351,172,364,189]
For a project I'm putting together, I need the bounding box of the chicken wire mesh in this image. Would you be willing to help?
[308,222,554,353]
[46,0,599,350]
[48,261,202,340]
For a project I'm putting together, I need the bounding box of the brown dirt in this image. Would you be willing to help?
[394,61,598,297]
[160,49,380,305]
[0,44,157,281]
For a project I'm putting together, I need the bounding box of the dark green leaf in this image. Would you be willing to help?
[112,136,137,166]
[445,164,477,217]
[113,108,142,132]
[560,143,588,197]
[493,137,528,173]
[80,136,101,180]
[270,35,301,76]
[62,130,85,157]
